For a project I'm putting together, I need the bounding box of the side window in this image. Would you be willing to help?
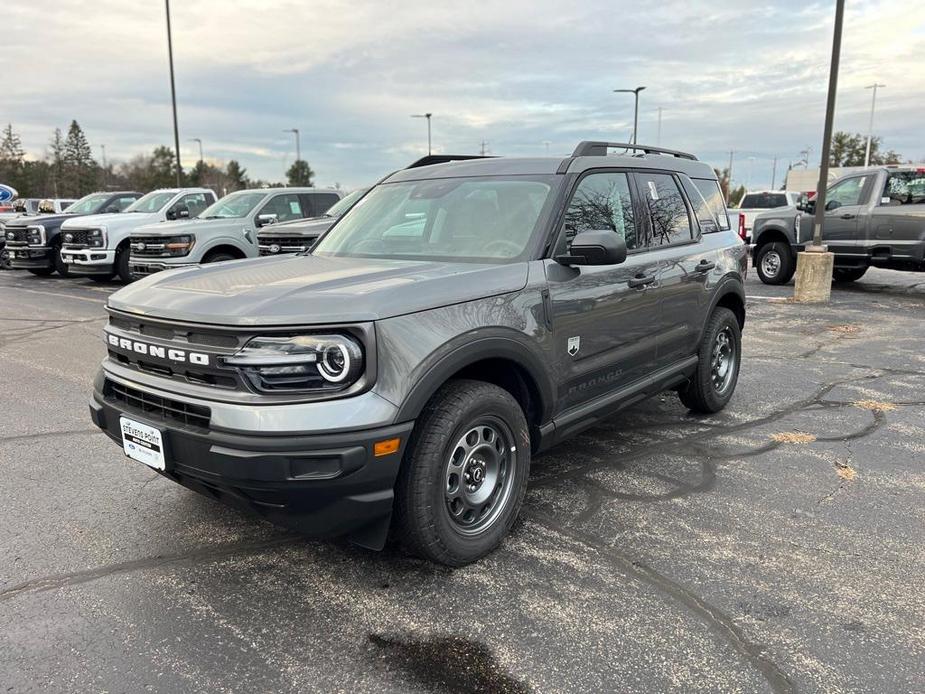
[681,176,719,233]
[560,172,639,253]
[308,193,341,216]
[114,196,138,211]
[884,173,925,206]
[259,194,304,223]
[691,178,730,230]
[636,172,693,246]
[172,193,210,217]
[827,177,868,208]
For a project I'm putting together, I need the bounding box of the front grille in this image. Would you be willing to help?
[131,236,177,257]
[105,379,211,430]
[63,229,93,246]
[258,235,312,255]
[4,227,30,244]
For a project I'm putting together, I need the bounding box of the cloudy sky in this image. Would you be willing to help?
[4,1,923,190]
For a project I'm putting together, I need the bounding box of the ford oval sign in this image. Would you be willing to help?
[0,184,17,203]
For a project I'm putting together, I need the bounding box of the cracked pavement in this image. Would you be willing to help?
[1,268,923,693]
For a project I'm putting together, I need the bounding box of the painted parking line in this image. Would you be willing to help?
[0,286,108,305]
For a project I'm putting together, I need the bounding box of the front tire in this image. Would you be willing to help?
[115,246,133,283]
[394,380,531,566]
[755,241,795,285]
[203,251,236,264]
[53,244,70,277]
[833,266,867,283]
[678,307,741,414]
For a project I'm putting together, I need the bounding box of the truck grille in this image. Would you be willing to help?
[131,236,179,257]
[105,380,211,430]
[4,227,30,244]
[258,235,312,255]
[63,229,92,246]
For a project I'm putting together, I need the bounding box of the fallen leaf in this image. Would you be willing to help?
[853,400,898,412]
[827,324,861,335]
[834,460,857,481]
[771,432,817,444]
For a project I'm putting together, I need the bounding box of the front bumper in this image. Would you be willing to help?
[91,371,414,548]
[8,244,53,269]
[130,259,196,276]
[60,247,116,274]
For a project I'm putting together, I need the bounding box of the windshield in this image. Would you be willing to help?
[125,191,176,214]
[324,188,368,218]
[65,193,111,215]
[200,191,267,219]
[313,176,557,263]
[739,192,789,209]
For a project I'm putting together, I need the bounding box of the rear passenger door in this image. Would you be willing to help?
[821,175,871,251]
[632,171,710,366]
[545,170,660,412]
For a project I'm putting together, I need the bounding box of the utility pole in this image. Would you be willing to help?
[613,86,646,144]
[189,138,203,168]
[542,141,551,154]
[411,113,432,155]
[100,144,107,189]
[656,107,663,146]
[793,0,845,304]
[863,83,886,168]
[771,156,778,190]
[479,140,489,156]
[726,150,735,203]
[164,0,182,187]
[283,128,300,163]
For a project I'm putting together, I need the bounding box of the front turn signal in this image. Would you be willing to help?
[374,438,401,457]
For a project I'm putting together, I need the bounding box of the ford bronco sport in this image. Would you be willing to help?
[91,141,747,566]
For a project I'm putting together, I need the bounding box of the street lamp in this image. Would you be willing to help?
[613,86,646,144]
[164,0,182,187]
[411,113,433,155]
[863,83,886,168]
[189,138,203,166]
[283,128,301,163]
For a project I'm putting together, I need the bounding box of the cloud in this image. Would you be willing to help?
[2,0,923,189]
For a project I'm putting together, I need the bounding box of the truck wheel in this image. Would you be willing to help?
[394,379,531,566]
[53,245,70,277]
[755,242,794,285]
[678,307,741,414]
[115,246,134,283]
[203,251,236,263]
[832,267,867,283]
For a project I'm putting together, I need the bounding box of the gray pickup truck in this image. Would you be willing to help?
[752,167,925,284]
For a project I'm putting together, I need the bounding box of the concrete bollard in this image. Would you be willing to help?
[793,250,835,303]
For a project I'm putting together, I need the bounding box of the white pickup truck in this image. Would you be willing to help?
[733,190,801,243]
[60,188,216,282]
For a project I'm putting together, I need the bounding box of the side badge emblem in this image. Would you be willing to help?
[567,336,580,357]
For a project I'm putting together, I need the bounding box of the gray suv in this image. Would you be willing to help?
[90,141,747,566]
[130,187,342,275]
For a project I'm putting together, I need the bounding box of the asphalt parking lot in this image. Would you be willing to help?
[1,267,923,693]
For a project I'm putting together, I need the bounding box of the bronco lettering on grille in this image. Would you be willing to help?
[107,333,210,365]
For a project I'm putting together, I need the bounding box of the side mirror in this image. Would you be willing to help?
[256,213,278,228]
[556,230,627,266]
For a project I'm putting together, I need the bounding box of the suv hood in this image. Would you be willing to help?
[108,254,529,325]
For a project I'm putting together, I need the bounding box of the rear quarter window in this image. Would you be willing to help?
[691,178,730,231]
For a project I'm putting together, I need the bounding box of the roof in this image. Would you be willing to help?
[234,187,341,194]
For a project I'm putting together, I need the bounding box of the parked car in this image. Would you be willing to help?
[5,191,142,276]
[60,188,216,282]
[258,187,367,256]
[129,187,342,276]
[733,190,801,243]
[90,140,746,566]
[751,167,925,284]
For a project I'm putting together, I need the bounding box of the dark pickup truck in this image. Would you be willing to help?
[751,167,925,284]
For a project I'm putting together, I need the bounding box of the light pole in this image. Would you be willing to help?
[100,144,107,189]
[613,86,646,144]
[283,128,301,163]
[411,113,432,155]
[863,83,886,168]
[189,138,203,166]
[656,107,663,146]
[164,0,182,187]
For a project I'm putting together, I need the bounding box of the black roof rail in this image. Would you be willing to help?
[572,141,698,161]
[405,154,495,169]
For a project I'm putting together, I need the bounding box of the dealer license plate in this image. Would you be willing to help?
[120,416,166,471]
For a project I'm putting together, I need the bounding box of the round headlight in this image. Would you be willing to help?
[318,343,351,382]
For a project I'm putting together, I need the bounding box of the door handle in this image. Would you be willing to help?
[840,213,856,220]
[628,273,656,288]
[695,260,715,273]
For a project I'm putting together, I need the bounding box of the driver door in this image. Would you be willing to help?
[821,175,871,253]
[544,170,660,414]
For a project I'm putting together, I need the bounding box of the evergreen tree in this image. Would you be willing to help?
[0,123,26,193]
[286,159,314,187]
[62,120,97,196]
[149,146,182,189]
[48,128,65,197]
[226,160,249,191]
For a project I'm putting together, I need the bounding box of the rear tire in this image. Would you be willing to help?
[832,266,867,283]
[115,246,133,283]
[755,241,795,285]
[394,380,531,566]
[679,307,741,414]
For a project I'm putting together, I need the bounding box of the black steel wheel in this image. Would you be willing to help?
[394,379,530,566]
[678,307,741,413]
